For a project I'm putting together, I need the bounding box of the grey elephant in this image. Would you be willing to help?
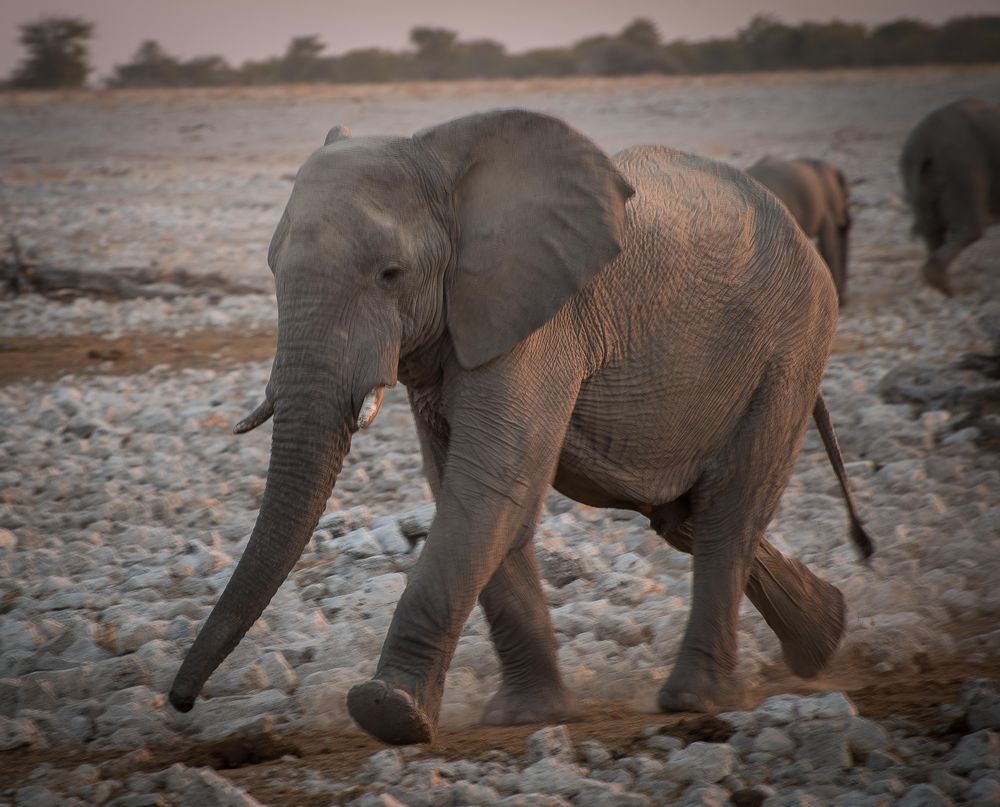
[747,156,851,305]
[168,110,873,745]
[900,98,1000,296]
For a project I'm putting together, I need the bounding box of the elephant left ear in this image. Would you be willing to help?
[415,109,634,369]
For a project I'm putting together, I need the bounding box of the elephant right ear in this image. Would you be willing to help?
[415,110,634,369]
[325,124,352,145]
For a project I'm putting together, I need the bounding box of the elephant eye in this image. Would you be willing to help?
[379,265,405,286]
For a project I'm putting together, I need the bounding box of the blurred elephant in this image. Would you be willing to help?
[747,156,851,305]
[168,110,872,745]
[900,98,1000,296]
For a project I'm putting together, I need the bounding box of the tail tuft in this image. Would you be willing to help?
[850,520,876,563]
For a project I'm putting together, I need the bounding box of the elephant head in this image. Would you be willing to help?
[168,110,633,712]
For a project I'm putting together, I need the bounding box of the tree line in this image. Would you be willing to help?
[6,14,1000,91]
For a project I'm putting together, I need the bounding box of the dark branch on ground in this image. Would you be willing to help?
[1,235,268,301]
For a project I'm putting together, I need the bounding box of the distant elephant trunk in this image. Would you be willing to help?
[169,389,351,712]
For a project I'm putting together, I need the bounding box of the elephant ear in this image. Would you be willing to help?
[267,209,291,272]
[415,109,634,369]
[325,124,352,145]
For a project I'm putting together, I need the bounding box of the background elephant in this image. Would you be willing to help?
[747,156,851,305]
[900,98,1000,296]
[168,110,872,745]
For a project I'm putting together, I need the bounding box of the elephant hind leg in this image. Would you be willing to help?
[655,369,845,713]
[655,521,846,681]
[922,179,987,295]
[817,217,846,306]
[745,538,846,678]
[924,227,983,296]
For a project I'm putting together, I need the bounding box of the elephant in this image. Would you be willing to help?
[168,110,874,745]
[899,98,1000,296]
[746,156,851,305]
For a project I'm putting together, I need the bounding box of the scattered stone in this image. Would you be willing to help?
[948,730,1000,775]
[360,749,406,785]
[517,758,586,796]
[579,739,612,767]
[752,727,795,756]
[525,724,575,765]
[797,692,857,720]
[665,742,736,784]
[896,783,954,807]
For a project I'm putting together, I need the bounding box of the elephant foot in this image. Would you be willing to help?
[481,682,579,726]
[746,540,847,679]
[347,679,433,745]
[658,665,747,714]
[922,260,953,297]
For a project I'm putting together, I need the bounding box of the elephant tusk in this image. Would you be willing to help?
[233,398,274,434]
[357,387,385,430]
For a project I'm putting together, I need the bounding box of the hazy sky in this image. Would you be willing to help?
[3,0,998,81]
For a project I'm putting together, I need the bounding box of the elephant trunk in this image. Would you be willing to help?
[168,391,352,712]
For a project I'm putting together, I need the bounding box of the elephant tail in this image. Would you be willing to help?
[812,394,875,562]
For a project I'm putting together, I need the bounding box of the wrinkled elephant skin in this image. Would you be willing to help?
[168,110,873,745]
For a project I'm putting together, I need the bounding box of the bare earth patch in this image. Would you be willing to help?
[0,329,276,384]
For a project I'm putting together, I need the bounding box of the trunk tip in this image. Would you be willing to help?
[168,688,196,713]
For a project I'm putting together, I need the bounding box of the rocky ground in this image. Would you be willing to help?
[1,68,999,805]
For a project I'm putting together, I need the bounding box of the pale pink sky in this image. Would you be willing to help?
[3,0,998,82]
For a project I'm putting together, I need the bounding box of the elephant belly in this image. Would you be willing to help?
[553,413,704,512]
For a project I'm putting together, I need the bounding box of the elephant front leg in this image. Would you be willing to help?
[347,372,580,744]
[479,541,577,725]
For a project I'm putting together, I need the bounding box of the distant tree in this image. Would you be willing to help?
[620,18,661,51]
[507,48,577,78]
[278,35,328,82]
[9,16,94,89]
[576,19,677,76]
[870,19,934,65]
[795,21,868,69]
[175,55,235,86]
[738,15,799,70]
[665,36,749,73]
[236,56,283,84]
[84,12,1000,90]
[454,39,507,78]
[934,16,1000,64]
[330,48,408,82]
[410,27,459,78]
[109,40,180,87]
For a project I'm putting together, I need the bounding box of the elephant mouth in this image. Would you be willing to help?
[355,386,386,431]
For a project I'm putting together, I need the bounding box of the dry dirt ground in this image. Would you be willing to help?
[2,652,998,804]
[1,68,999,802]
